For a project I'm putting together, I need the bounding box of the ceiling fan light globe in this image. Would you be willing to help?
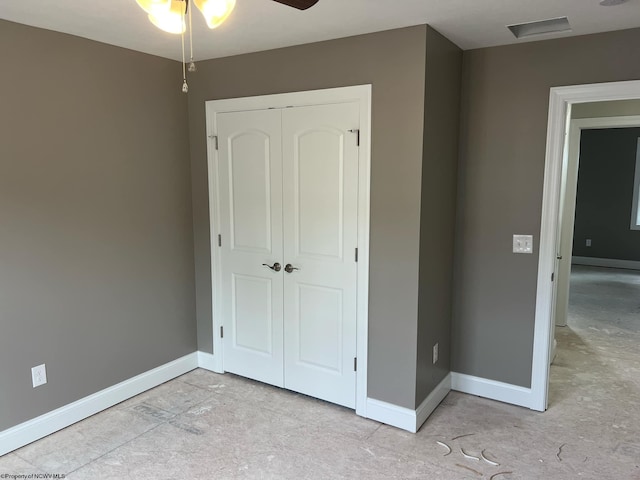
[135,0,171,15]
[148,0,186,34]
[193,0,236,29]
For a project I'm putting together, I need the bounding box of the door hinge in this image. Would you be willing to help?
[551,272,555,282]
[218,234,222,247]
[220,326,224,338]
[354,357,357,372]
[348,129,360,147]
[209,135,219,150]
[355,247,358,263]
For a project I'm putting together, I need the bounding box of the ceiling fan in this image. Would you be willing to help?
[272,0,319,10]
[135,0,319,34]
[135,0,320,92]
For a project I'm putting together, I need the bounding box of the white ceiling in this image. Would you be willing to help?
[1,0,639,62]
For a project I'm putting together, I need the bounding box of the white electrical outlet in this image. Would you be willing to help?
[586,239,592,247]
[433,343,439,364]
[513,234,533,254]
[31,364,47,388]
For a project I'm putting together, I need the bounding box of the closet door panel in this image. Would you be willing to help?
[282,102,360,408]
[218,109,284,387]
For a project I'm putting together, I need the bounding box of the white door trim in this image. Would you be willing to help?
[532,80,640,412]
[205,85,372,417]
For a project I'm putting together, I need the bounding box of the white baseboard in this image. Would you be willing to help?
[197,351,217,371]
[365,398,417,433]
[1,354,473,454]
[451,372,533,409]
[366,373,452,433]
[416,373,451,432]
[0,353,199,457]
[572,256,640,271]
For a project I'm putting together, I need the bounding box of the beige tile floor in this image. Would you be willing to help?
[1,265,639,479]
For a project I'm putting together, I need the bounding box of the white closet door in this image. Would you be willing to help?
[282,102,360,408]
[218,109,284,387]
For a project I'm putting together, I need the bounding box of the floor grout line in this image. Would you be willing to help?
[65,421,168,476]
[11,451,46,473]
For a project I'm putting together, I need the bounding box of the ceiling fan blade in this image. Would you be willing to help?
[271,0,320,10]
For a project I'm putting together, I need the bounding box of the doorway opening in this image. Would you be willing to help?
[532,79,640,411]
[549,111,640,408]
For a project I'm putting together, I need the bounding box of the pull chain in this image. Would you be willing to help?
[188,0,196,72]
[181,2,188,93]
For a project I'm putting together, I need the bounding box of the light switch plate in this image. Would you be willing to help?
[513,235,533,254]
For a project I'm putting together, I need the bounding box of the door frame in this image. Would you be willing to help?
[204,85,372,416]
[532,79,640,412]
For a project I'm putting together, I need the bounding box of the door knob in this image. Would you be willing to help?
[284,264,300,273]
[262,262,281,272]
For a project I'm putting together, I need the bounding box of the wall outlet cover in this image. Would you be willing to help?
[31,364,47,388]
[433,343,439,364]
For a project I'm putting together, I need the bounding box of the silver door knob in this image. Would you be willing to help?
[262,262,281,272]
[284,264,299,273]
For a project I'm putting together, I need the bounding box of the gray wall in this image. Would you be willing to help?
[416,28,462,405]
[572,128,640,260]
[0,20,196,430]
[453,27,640,387]
[188,26,429,409]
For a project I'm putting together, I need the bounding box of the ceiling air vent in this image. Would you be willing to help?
[507,17,571,39]
[599,0,629,5]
